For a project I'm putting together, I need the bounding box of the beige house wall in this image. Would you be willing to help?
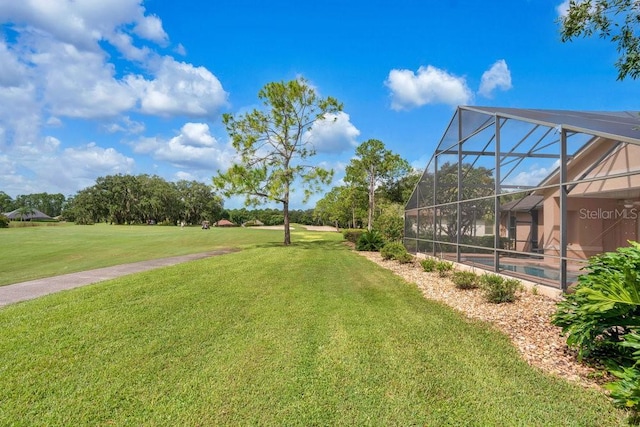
[539,140,640,261]
[500,211,544,253]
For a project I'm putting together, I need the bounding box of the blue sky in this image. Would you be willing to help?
[0,0,638,209]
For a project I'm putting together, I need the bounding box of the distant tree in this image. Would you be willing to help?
[174,180,222,225]
[213,78,341,245]
[559,0,640,80]
[64,189,99,224]
[15,205,36,221]
[15,192,66,217]
[314,186,346,228]
[419,162,495,241]
[65,175,222,225]
[345,139,411,231]
[377,169,421,206]
[314,185,367,229]
[0,191,14,213]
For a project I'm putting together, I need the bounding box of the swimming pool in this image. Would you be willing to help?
[460,256,581,282]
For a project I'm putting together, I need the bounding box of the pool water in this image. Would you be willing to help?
[462,257,580,282]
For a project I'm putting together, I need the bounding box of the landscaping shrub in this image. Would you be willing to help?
[420,258,437,272]
[396,252,414,264]
[343,229,365,244]
[0,215,9,228]
[380,242,408,260]
[355,230,385,252]
[452,271,479,289]
[435,260,453,277]
[373,206,404,243]
[480,274,519,303]
[552,241,640,416]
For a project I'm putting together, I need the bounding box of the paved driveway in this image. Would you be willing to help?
[0,250,235,308]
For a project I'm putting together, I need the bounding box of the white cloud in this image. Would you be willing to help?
[40,143,136,192]
[1,139,135,197]
[108,32,152,62]
[0,0,168,56]
[386,61,514,110]
[0,1,227,122]
[133,14,169,45]
[62,143,134,173]
[46,116,63,127]
[556,1,570,17]
[31,39,137,118]
[174,170,198,181]
[132,122,233,170]
[128,56,228,118]
[478,59,512,98]
[103,116,146,134]
[306,112,360,153]
[385,65,473,110]
[506,160,560,187]
[180,123,217,147]
[0,83,41,150]
[0,38,28,87]
[174,43,187,56]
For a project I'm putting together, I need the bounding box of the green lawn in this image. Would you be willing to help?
[0,225,626,425]
[0,223,285,286]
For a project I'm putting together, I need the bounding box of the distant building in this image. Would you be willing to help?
[3,208,52,221]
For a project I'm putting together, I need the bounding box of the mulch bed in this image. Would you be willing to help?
[356,250,607,389]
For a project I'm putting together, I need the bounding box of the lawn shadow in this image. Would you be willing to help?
[252,238,347,251]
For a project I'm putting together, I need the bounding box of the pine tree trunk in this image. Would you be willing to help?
[368,165,375,231]
[283,200,291,245]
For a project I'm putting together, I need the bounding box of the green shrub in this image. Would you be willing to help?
[553,242,640,363]
[604,333,640,421]
[396,252,414,264]
[420,258,437,272]
[343,229,365,244]
[435,260,453,277]
[380,242,408,260]
[452,271,479,289]
[552,241,640,414]
[480,274,519,303]
[0,214,9,228]
[373,207,404,243]
[355,230,385,252]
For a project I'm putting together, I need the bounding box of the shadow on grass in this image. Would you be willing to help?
[252,239,348,251]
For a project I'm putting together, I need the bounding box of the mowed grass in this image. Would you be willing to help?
[0,223,285,286]
[0,228,624,425]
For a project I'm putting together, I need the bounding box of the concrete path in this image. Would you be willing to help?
[0,250,235,308]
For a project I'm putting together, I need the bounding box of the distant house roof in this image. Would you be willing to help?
[215,219,235,227]
[3,208,52,220]
[500,195,544,212]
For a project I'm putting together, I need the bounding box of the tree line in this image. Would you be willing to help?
[63,174,222,225]
[313,139,418,236]
[0,191,66,217]
[1,176,321,227]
